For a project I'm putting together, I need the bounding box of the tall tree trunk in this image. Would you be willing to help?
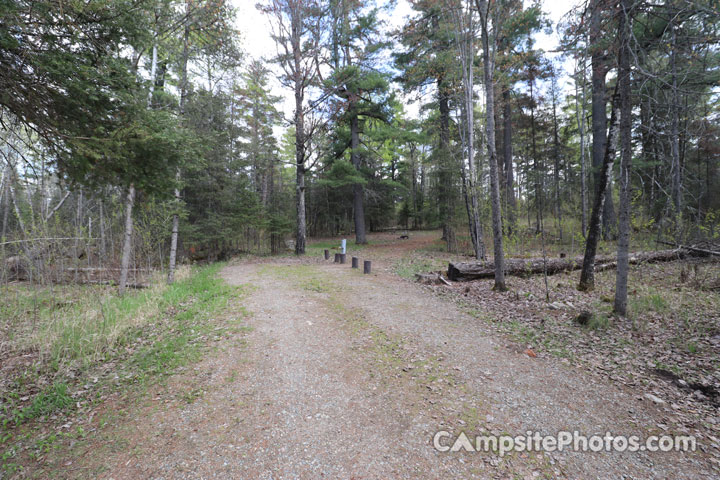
[529,77,541,234]
[99,199,107,259]
[590,0,615,241]
[438,79,454,249]
[292,8,307,255]
[669,23,682,229]
[579,85,619,291]
[477,0,506,291]
[350,114,367,244]
[551,78,562,241]
[8,165,33,263]
[73,188,83,282]
[575,61,589,237]
[168,14,186,283]
[455,7,483,259]
[502,87,515,236]
[1,166,9,240]
[119,185,135,295]
[614,0,632,315]
[410,143,418,229]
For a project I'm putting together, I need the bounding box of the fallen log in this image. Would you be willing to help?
[657,240,720,257]
[447,249,687,281]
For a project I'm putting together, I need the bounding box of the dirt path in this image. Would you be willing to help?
[55,248,715,479]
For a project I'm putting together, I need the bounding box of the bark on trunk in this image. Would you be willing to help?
[438,79,454,249]
[1,166,9,240]
[99,199,107,258]
[670,24,682,222]
[551,80,562,240]
[614,0,632,315]
[168,14,186,283]
[292,7,307,255]
[502,87,515,235]
[455,9,484,260]
[119,184,135,295]
[350,115,366,244]
[590,0,615,240]
[579,85,620,291]
[476,0,506,290]
[529,78,542,234]
[575,64,589,237]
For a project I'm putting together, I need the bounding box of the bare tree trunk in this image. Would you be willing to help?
[168,16,185,283]
[575,59,589,237]
[73,188,83,282]
[590,0,616,241]
[529,77,541,234]
[1,166,9,240]
[502,87,515,236]
[614,0,632,316]
[291,6,307,255]
[453,5,484,259]
[438,80,454,249]
[669,23,682,229]
[477,0,506,291]
[8,166,33,262]
[99,199,107,258]
[119,185,135,295]
[350,115,367,244]
[551,75,562,241]
[579,86,619,291]
[167,183,180,283]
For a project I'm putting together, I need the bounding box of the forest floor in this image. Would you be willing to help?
[3,230,719,478]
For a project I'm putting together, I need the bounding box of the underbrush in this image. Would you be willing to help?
[0,264,242,474]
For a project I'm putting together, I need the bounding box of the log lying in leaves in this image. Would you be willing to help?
[447,249,688,281]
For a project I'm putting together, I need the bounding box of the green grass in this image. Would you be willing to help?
[1,263,242,455]
[629,291,670,317]
[394,256,446,279]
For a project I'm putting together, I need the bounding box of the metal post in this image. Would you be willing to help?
[324,249,330,260]
[363,260,371,274]
[352,257,358,268]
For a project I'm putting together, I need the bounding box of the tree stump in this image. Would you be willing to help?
[340,253,346,264]
[334,253,340,263]
[324,249,330,260]
[363,260,371,274]
[352,256,359,268]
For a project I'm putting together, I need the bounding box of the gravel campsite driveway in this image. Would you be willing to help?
[54,243,716,479]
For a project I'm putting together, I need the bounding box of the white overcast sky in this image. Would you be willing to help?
[233,0,581,124]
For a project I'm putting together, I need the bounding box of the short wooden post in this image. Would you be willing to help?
[352,256,359,268]
[363,260,371,274]
[334,253,340,263]
[324,249,330,260]
[340,253,346,264]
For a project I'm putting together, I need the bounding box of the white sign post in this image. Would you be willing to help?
[341,239,346,254]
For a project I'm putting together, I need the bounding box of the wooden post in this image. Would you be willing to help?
[340,253,346,264]
[363,260,371,274]
[334,253,340,263]
[324,249,330,260]
[352,256,358,268]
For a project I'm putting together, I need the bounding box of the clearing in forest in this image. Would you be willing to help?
[6,231,718,479]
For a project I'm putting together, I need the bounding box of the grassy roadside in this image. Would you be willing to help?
[0,263,244,476]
